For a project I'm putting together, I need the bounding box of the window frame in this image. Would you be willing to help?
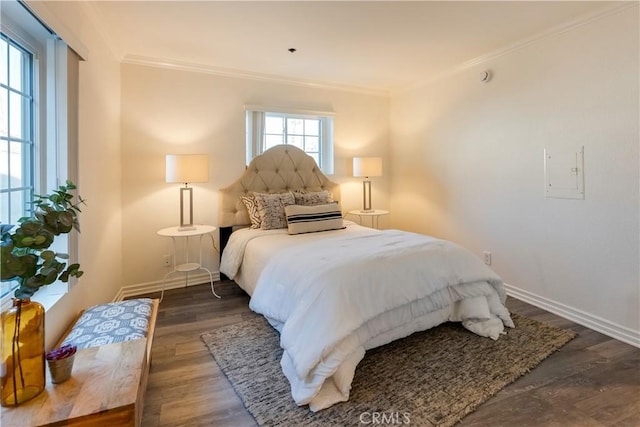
[0,2,78,310]
[245,105,335,175]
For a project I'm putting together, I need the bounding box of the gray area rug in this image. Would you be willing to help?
[201,313,575,427]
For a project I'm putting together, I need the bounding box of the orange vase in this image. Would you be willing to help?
[1,298,45,407]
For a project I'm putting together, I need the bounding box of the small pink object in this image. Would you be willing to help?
[46,344,77,360]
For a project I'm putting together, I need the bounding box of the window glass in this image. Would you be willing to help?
[287,117,303,135]
[265,115,283,134]
[305,119,319,136]
[265,133,283,149]
[0,33,33,225]
[305,136,319,152]
[0,40,7,85]
[246,108,334,174]
[0,33,34,299]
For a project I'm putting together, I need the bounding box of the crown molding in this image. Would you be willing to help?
[80,1,123,61]
[394,2,638,95]
[122,55,390,98]
[91,1,636,99]
[22,0,89,60]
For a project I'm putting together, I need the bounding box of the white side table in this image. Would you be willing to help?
[347,209,389,229]
[157,225,220,301]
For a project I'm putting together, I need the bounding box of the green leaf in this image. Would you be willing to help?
[1,246,40,281]
[20,236,35,246]
[58,211,74,227]
[24,275,44,289]
[60,263,83,282]
[1,252,20,281]
[20,222,41,236]
[30,230,54,249]
[16,254,38,278]
[3,180,85,297]
[44,268,59,284]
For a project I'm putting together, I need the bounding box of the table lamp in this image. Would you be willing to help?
[353,156,382,212]
[166,154,209,230]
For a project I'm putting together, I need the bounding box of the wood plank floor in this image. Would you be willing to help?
[137,281,639,427]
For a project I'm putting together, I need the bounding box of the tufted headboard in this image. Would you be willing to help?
[218,144,341,228]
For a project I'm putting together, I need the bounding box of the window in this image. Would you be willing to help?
[246,107,334,174]
[0,32,34,227]
[0,1,80,305]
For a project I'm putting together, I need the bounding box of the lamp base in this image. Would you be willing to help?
[361,180,373,212]
[179,187,195,231]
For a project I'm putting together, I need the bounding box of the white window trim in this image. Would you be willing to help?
[1,2,78,311]
[244,104,336,117]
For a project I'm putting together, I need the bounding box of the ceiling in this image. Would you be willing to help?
[89,1,617,93]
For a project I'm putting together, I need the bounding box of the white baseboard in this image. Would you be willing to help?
[505,283,640,348]
[115,271,221,301]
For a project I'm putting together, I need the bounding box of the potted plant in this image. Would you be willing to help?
[45,343,77,384]
[0,180,85,406]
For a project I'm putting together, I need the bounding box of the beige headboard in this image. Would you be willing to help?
[218,145,341,228]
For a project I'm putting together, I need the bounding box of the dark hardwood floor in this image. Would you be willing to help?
[137,281,639,427]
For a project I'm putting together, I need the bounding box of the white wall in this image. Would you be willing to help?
[26,1,123,348]
[120,64,389,291]
[390,8,639,342]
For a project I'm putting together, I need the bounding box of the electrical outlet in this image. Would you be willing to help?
[162,254,171,267]
[483,251,492,266]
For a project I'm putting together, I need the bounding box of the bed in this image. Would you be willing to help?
[218,145,514,411]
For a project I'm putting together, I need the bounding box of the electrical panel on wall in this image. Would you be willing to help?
[544,146,584,199]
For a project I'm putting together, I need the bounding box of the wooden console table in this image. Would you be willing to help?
[1,338,147,426]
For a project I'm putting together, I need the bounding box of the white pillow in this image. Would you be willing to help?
[285,203,344,235]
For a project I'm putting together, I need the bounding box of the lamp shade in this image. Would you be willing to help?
[353,157,382,178]
[166,154,209,183]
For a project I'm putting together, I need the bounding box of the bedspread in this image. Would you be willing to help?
[242,229,514,411]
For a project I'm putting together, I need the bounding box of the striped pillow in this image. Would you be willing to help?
[285,203,345,235]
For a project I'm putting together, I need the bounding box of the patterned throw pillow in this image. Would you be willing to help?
[253,192,295,230]
[285,203,345,235]
[241,194,262,229]
[293,190,332,206]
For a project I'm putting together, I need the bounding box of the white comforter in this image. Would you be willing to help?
[221,225,514,411]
